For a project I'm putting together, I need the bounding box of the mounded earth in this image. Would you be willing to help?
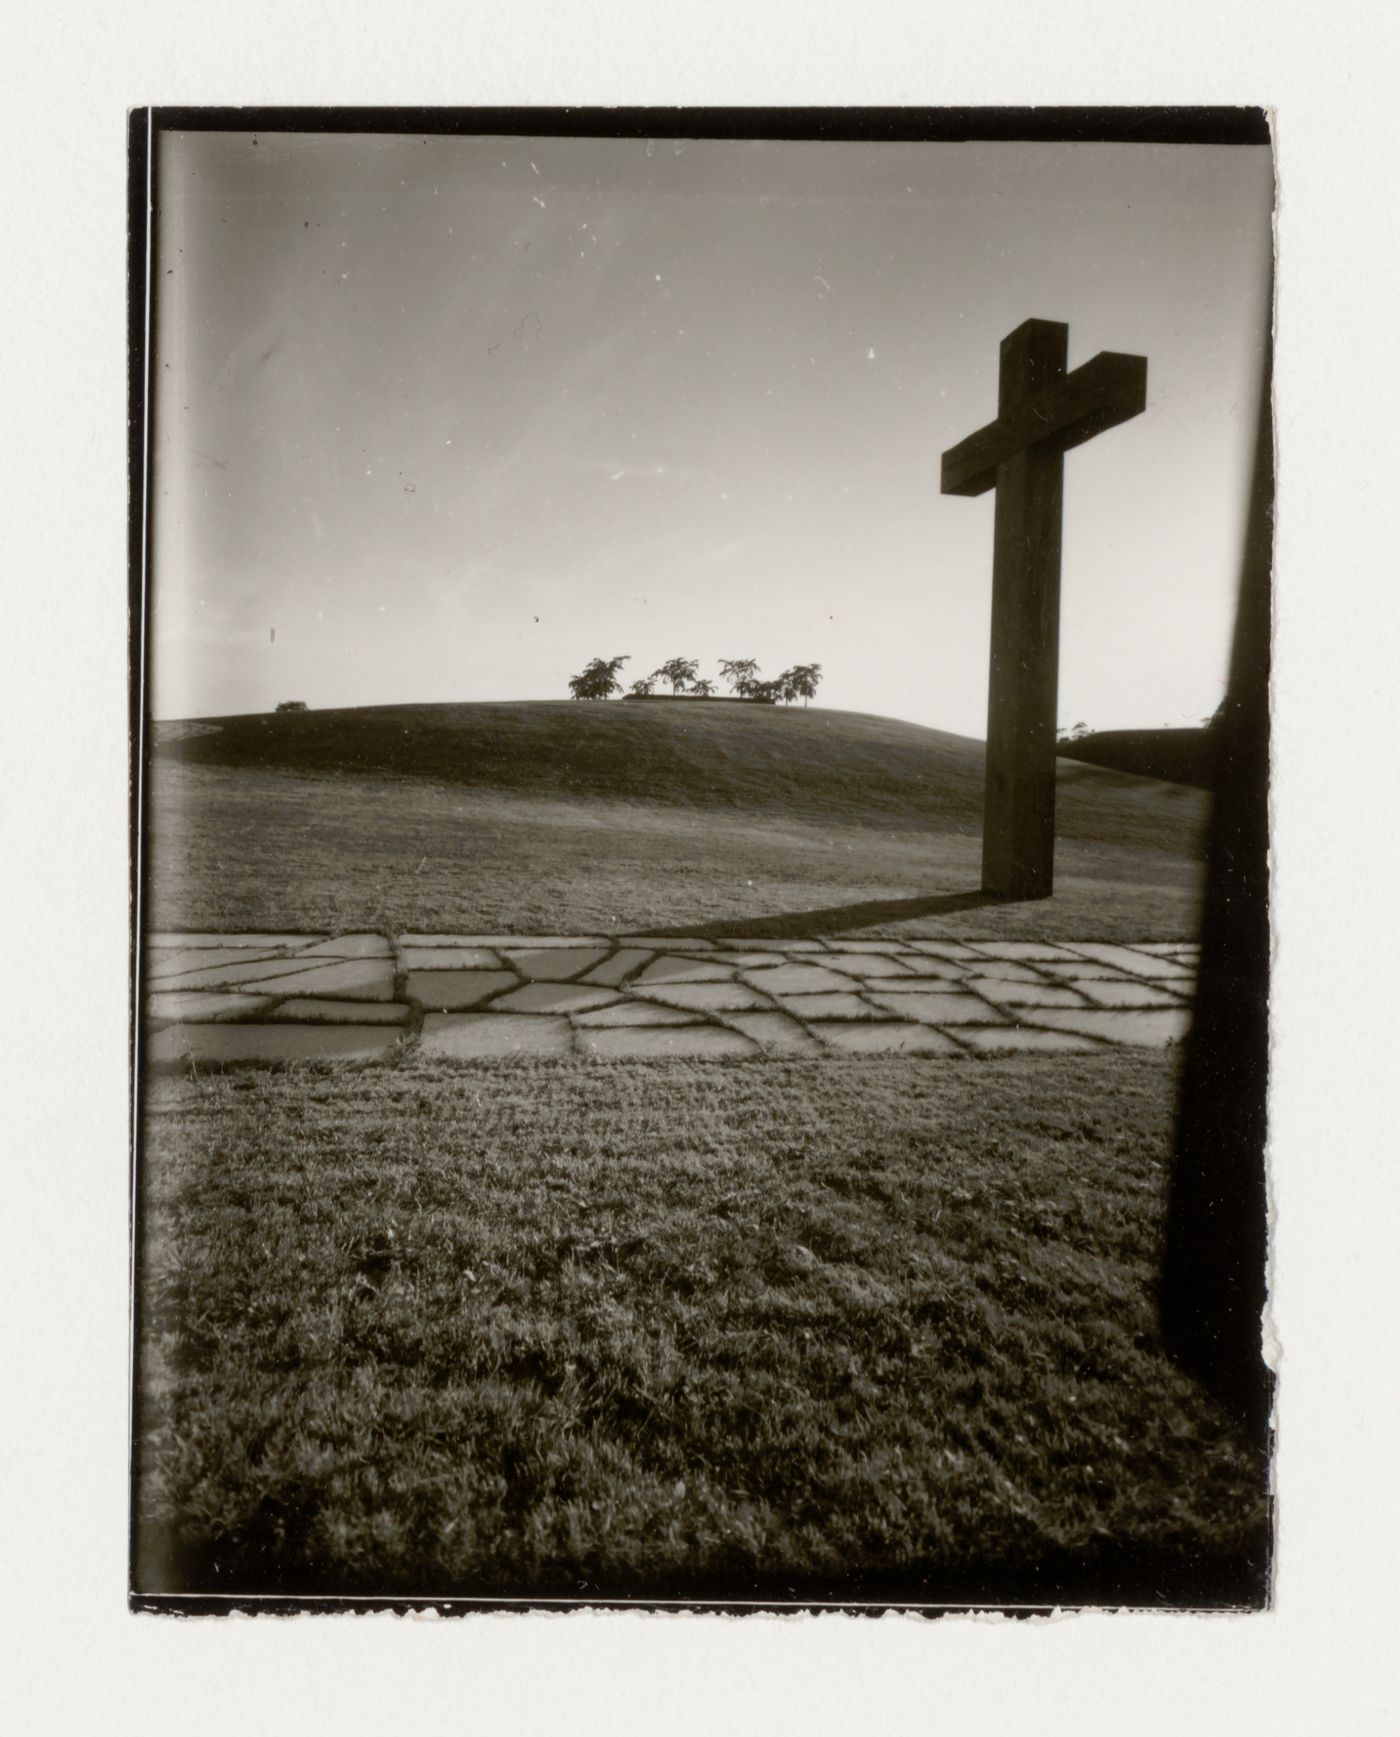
[149,700,1209,941]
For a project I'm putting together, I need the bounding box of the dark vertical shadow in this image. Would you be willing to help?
[688,889,1006,942]
[1159,327,1274,1453]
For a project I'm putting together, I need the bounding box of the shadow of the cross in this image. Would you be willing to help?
[687,889,1006,942]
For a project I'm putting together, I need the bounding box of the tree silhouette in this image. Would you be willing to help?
[567,655,630,700]
[628,674,657,697]
[656,657,700,696]
[719,658,760,696]
[783,663,823,707]
[690,677,716,698]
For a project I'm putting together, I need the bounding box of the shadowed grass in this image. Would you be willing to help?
[134,1049,1267,1606]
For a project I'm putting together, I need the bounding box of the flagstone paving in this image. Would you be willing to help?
[141,931,1200,1067]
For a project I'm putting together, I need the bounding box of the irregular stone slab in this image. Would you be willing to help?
[493,982,621,1015]
[964,978,1089,1009]
[146,991,278,1024]
[709,951,790,968]
[741,963,856,995]
[148,948,287,981]
[723,1010,823,1055]
[811,1021,961,1055]
[397,933,502,948]
[713,938,828,951]
[885,959,971,983]
[1132,941,1201,956]
[954,1025,1104,1054]
[492,935,609,948]
[954,960,1046,984]
[618,936,716,950]
[266,998,409,1025]
[1075,955,1195,981]
[1037,960,1155,982]
[501,946,611,981]
[573,1001,702,1028]
[147,932,325,950]
[1031,1007,1194,1047]
[577,1024,757,1060]
[634,955,739,986]
[902,942,993,960]
[633,982,772,1013]
[821,953,920,979]
[884,968,979,990]
[824,940,914,954]
[773,993,893,1021]
[420,1013,575,1058]
[402,934,606,949]
[286,933,393,958]
[578,948,654,987]
[154,955,347,991]
[239,959,396,1001]
[970,942,1081,962]
[1077,978,1189,1009]
[404,969,519,1011]
[147,1023,400,1066]
[864,990,1005,1025]
[1062,943,1196,980]
[398,945,503,971]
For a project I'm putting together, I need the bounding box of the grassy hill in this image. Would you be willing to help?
[1057,726,1217,791]
[160,700,1205,853]
[148,701,1209,940]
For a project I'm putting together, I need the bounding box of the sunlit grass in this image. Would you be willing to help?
[147,759,1204,943]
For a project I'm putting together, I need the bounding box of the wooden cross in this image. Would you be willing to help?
[941,319,1147,900]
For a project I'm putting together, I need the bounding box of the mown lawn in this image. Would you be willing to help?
[145,761,1204,943]
[133,1049,1268,1607]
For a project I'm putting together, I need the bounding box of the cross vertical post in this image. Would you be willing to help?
[983,319,1068,900]
[941,319,1148,900]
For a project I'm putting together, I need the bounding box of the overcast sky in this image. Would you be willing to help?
[150,130,1273,735]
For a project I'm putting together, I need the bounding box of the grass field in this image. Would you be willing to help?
[133,699,1253,1607]
[133,1048,1268,1607]
[147,701,1208,941]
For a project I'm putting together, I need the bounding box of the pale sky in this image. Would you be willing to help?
[150,130,1273,734]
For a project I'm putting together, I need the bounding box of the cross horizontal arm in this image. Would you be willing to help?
[940,350,1148,497]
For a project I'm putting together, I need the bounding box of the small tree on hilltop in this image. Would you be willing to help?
[751,679,781,704]
[719,658,760,696]
[629,674,657,697]
[785,663,823,708]
[567,655,630,700]
[656,656,699,696]
[690,677,716,698]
